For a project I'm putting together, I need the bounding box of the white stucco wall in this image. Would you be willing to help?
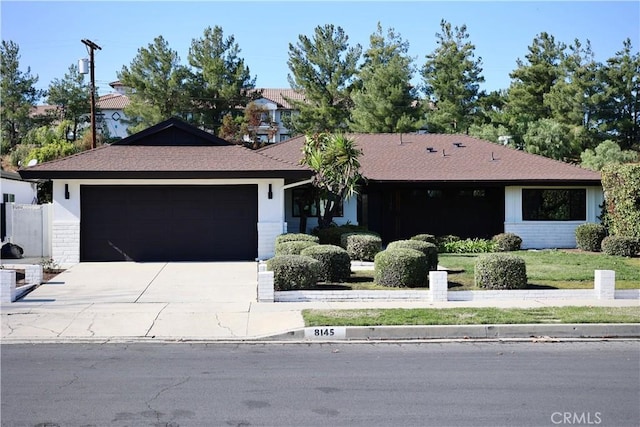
[1,177,38,204]
[504,186,604,249]
[51,178,287,266]
[99,109,129,139]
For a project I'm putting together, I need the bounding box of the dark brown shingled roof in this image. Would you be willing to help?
[18,118,311,180]
[258,133,601,185]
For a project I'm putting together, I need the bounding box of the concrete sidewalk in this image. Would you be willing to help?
[1,262,638,343]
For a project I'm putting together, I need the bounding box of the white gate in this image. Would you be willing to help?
[1,203,52,257]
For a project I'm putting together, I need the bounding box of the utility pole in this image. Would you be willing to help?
[81,39,101,149]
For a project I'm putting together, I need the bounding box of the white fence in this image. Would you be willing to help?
[256,268,634,303]
[1,203,52,258]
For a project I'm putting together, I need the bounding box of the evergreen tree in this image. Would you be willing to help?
[286,24,361,135]
[187,26,257,135]
[504,32,566,143]
[544,39,602,151]
[522,118,576,161]
[47,64,90,142]
[581,140,639,171]
[421,19,484,133]
[349,23,420,133]
[0,40,43,151]
[598,39,639,151]
[118,36,191,134]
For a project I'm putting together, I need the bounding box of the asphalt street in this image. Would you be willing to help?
[1,341,639,427]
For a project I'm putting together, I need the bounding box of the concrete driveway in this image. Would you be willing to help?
[1,262,304,341]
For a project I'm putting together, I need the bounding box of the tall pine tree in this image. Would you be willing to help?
[421,20,484,133]
[187,26,257,135]
[47,64,90,141]
[598,39,639,151]
[286,24,361,135]
[0,41,43,150]
[504,32,566,146]
[118,36,191,134]
[349,23,420,133]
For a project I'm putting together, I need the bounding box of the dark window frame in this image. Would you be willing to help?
[522,188,586,221]
[291,188,343,218]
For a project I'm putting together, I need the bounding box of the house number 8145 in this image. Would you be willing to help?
[304,327,346,340]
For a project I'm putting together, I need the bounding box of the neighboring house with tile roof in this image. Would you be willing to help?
[79,85,303,142]
[30,81,132,140]
[259,133,603,249]
[94,80,131,139]
[96,92,130,139]
[249,88,304,143]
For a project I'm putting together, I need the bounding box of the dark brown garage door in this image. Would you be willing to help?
[80,185,258,262]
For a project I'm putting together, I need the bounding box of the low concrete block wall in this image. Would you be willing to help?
[0,264,44,303]
[1,269,16,303]
[265,269,634,303]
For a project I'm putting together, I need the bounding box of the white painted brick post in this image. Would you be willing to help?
[24,264,44,285]
[1,270,17,303]
[429,271,448,302]
[594,270,615,300]
[257,262,274,302]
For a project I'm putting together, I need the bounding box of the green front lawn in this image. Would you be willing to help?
[337,250,640,290]
[303,306,640,326]
[441,250,640,290]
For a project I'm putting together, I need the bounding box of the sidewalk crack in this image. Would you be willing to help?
[145,303,168,337]
[59,303,93,337]
[215,313,236,337]
[135,263,168,303]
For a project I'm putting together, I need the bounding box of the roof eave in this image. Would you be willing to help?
[18,170,313,180]
[364,178,602,186]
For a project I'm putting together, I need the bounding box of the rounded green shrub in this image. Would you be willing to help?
[575,223,607,252]
[474,253,527,290]
[374,248,428,288]
[275,233,320,245]
[300,244,351,282]
[341,233,382,261]
[315,224,369,246]
[266,255,320,290]
[492,233,523,252]
[410,234,437,245]
[601,236,639,257]
[275,240,319,256]
[387,240,438,271]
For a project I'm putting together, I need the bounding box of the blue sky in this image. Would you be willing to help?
[2,1,639,98]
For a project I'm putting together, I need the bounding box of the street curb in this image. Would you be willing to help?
[1,324,638,344]
[261,323,640,341]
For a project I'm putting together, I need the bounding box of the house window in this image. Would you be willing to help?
[292,188,343,217]
[522,189,586,221]
[3,194,15,203]
[279,134,290,142]
[457,189,486,197]
[280,111,292,121]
